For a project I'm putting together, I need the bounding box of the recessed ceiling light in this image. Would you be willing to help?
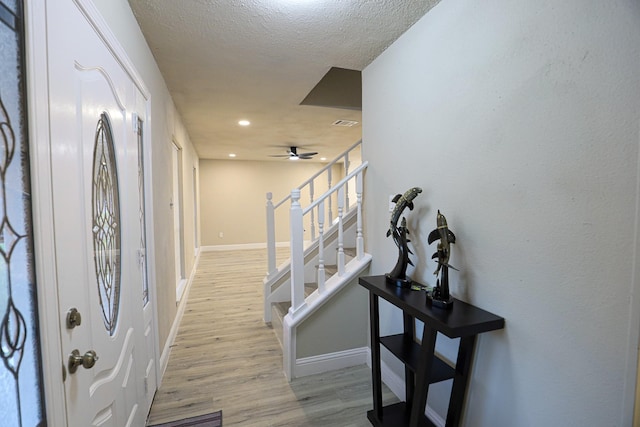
[238,120,250,126]
[229,153,237,158]
[320,157,327,161]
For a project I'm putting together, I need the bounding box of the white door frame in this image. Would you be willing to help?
[26,1,160,424]
[172,140,187,300]
[24,2,67,424]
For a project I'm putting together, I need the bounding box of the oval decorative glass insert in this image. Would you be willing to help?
[92,112,121,336]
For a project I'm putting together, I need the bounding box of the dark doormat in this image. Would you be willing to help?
[149,410,222,427]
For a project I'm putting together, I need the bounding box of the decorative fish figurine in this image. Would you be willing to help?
[386,217,413,283]
[428,210,457,275]
[386,187,422,238]
[391,217,414,266]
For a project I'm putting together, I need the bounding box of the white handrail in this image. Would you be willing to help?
[266,140,362,277]
[302,162,368,215]
[271,140,362,209]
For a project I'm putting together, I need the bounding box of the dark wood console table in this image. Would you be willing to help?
[358,275,504,427]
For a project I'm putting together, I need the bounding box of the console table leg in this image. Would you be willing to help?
[446,335,477,427]
[403,313,415,409]
[369,293,383,420]
[409,327,437,426]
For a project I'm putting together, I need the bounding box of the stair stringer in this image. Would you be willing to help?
[263,206,358,323]
[282,253,372,381]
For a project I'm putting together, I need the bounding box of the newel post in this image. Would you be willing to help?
[289,189,306,315]
[266,192,276,277]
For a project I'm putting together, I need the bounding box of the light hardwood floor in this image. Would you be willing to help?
[146,248,397,426]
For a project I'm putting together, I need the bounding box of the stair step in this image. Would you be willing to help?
[342,247,357,258]
[315,247,356,277]
[275,301,290,317]
[305,282,317,296]
[271,282,316,324]
[323,265,338,276]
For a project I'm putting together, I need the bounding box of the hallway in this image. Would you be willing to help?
[146,248,397,426]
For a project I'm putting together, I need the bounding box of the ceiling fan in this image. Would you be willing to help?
[269,146,318,160]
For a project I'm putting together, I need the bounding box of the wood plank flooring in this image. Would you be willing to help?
[146,248,397,426]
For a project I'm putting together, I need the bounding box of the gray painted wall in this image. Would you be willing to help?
[363,0,640,425]
[297,277,369,359]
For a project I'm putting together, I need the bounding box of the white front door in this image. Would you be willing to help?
[46,1,153,425]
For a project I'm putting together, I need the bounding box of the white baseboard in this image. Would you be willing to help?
[367,350,446,427]
[200,242,290,251]
[294,347,369,378]
[159,249,201,379]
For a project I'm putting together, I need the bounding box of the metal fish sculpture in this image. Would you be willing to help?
[427,210,457,275]
[386,217,413,283]
[391,217,413,265]
[387,187,422,238]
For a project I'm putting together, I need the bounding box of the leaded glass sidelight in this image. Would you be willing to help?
[137,117,149,306]
[0,0,47,426]
[91,113,121,336]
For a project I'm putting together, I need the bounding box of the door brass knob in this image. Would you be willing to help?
[68,349,99,373]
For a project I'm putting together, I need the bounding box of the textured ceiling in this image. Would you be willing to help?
[128,0,440,161]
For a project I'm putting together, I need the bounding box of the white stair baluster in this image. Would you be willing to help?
[344,153,350,209]
[309,180,315,241]
[317,200,325,294]
[289,189,306,316]
[266,192,276,277]
[327,167,333,222]
[356,171,364,260]
[337,186,345,276]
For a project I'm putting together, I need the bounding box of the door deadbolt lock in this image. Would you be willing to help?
[66,308,82,329]
[68,349,99,373]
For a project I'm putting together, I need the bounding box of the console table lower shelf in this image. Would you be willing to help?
[367,402,436,427]
[359,275,505,427]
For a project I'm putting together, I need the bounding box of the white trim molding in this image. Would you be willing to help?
[294,347,369,378]
[200,242,291,252]
[26,1,68,424]
[159,249,201,380]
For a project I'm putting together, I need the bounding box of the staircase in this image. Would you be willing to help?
[263,141,372,380]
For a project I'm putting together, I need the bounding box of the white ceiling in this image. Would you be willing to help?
[128,0,441,162]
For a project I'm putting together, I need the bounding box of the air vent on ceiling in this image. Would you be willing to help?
[332,119,359,127]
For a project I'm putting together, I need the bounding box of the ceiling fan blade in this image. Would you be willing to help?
[268,154,293,157]
[297,152,318,157]
[298,156,314,159]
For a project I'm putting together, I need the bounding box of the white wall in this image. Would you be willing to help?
[363,0,640,425]
[199,159,344,246]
